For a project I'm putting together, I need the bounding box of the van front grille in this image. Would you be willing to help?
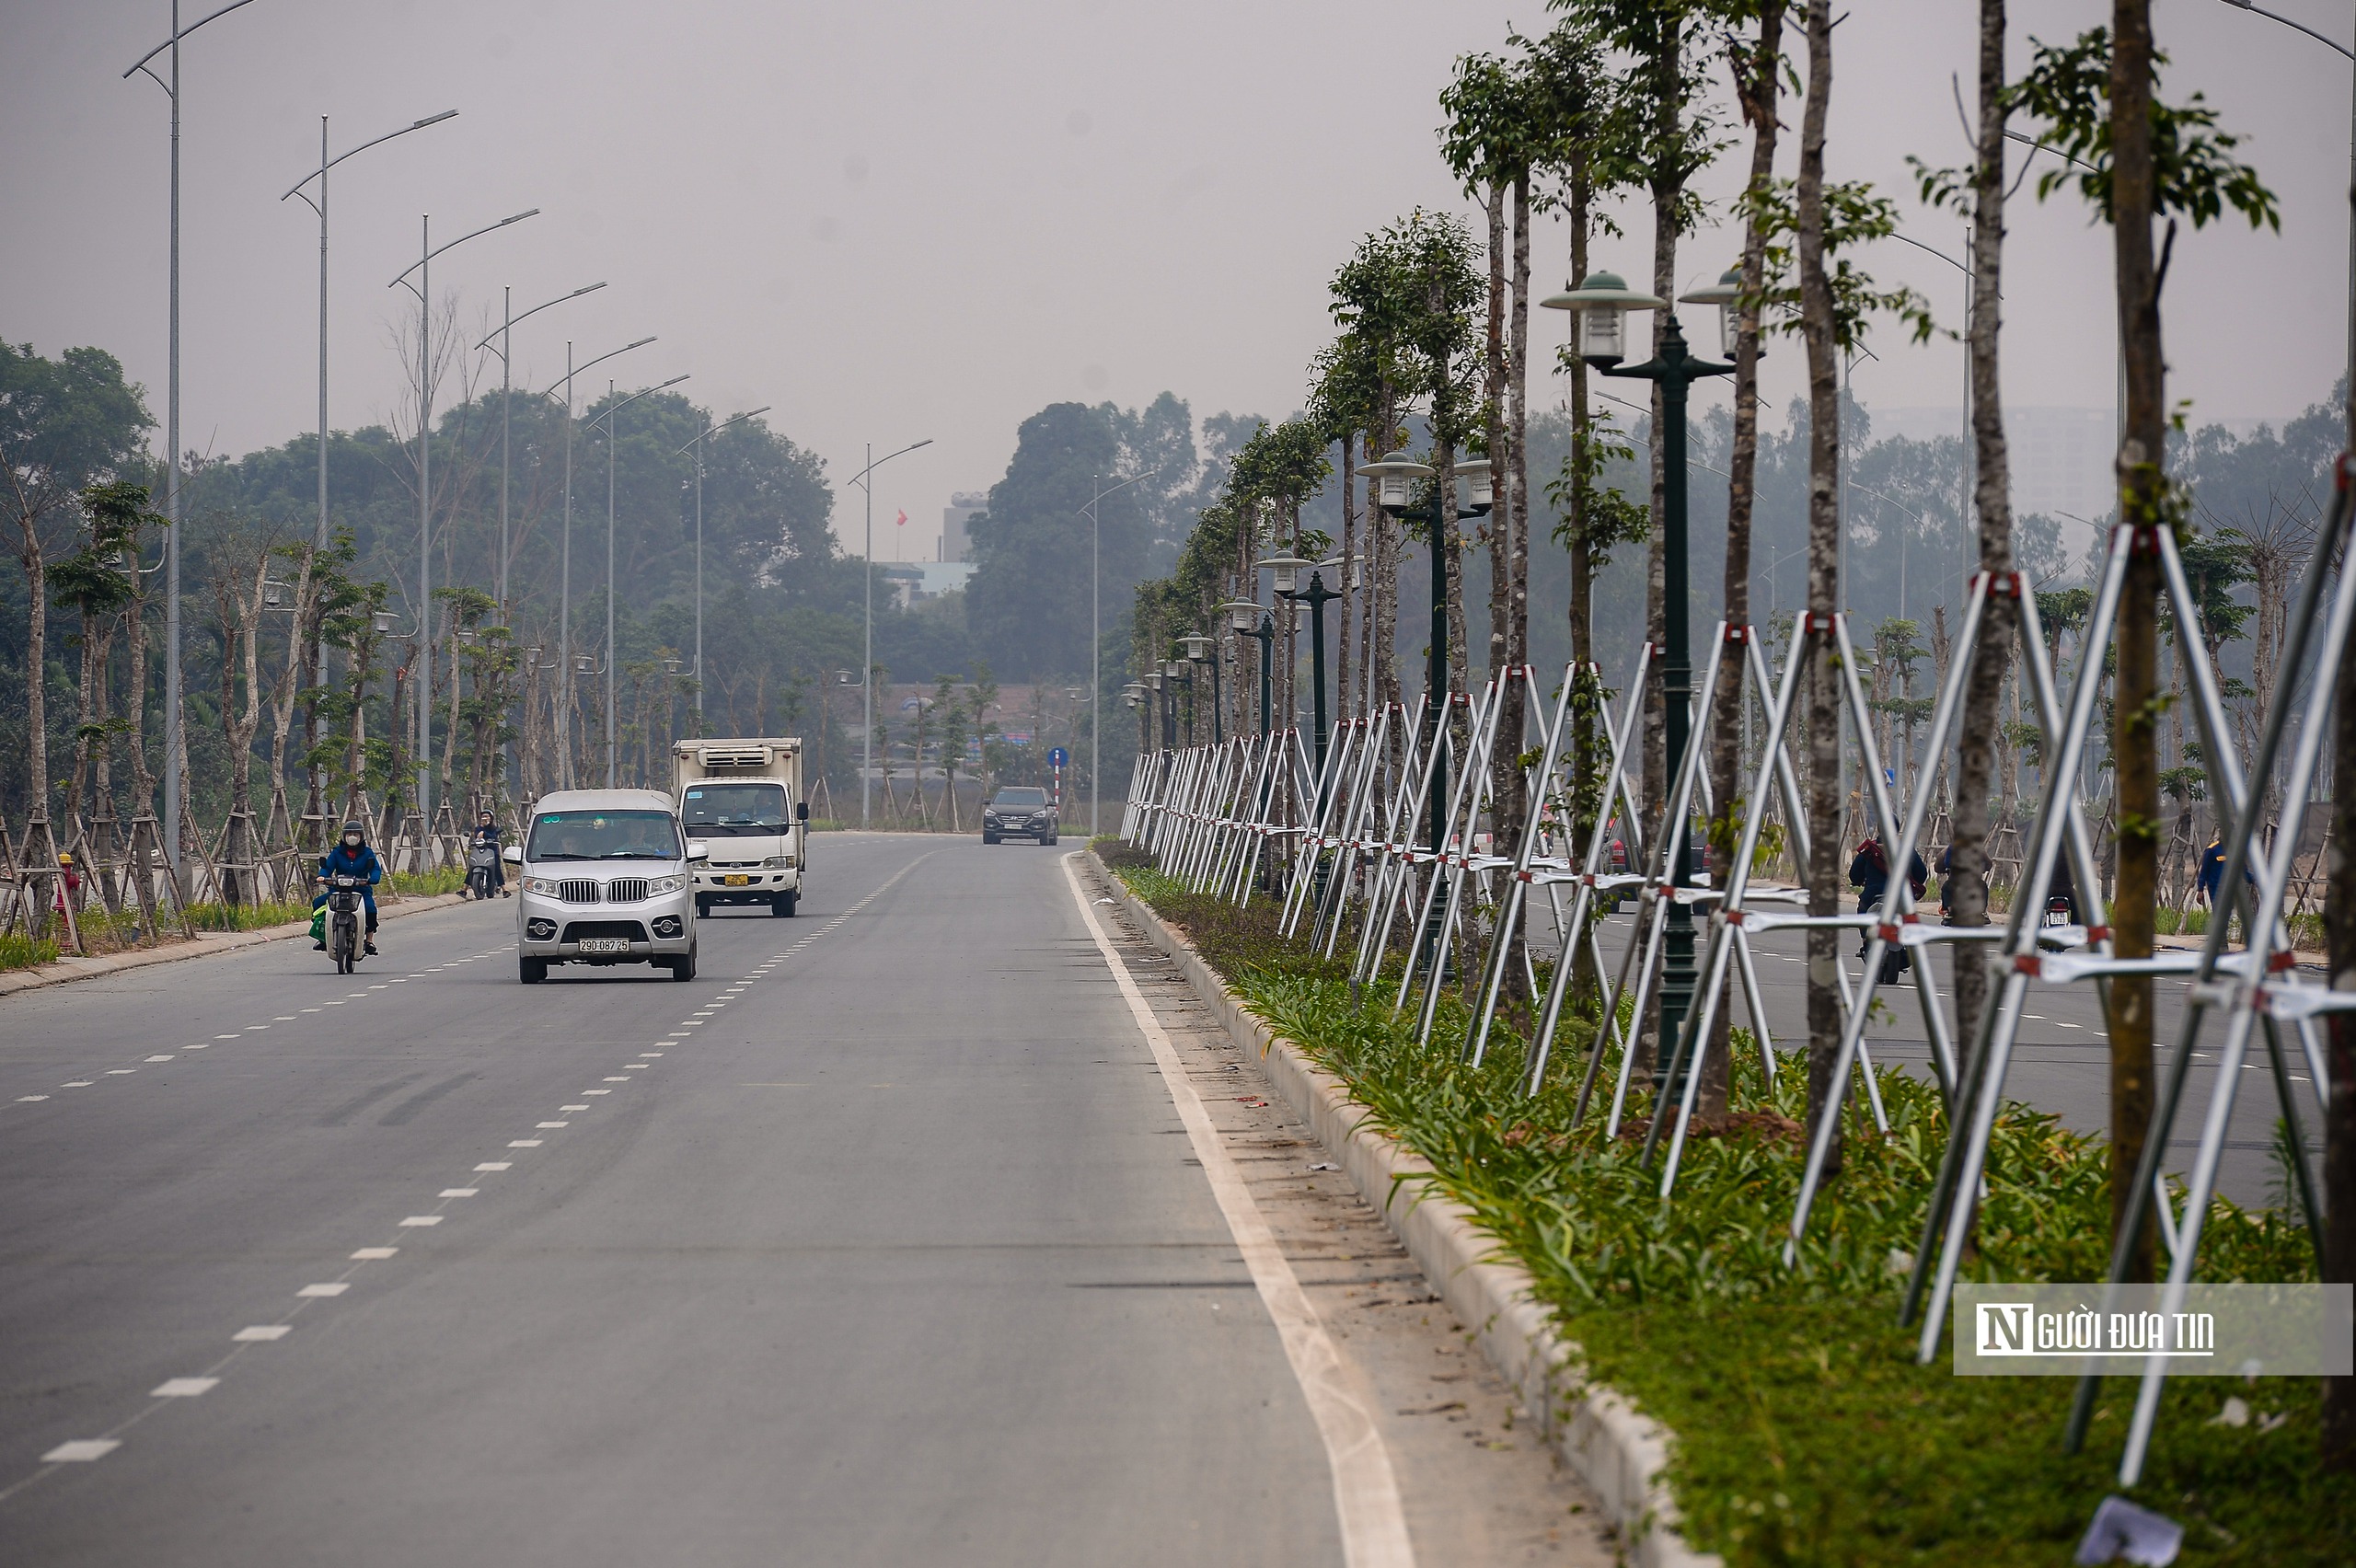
[557,880,599,904]
[606,879,650,903]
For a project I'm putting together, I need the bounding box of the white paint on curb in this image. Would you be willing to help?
[1095,861,1720,1568]
[1062,853,1416,1568]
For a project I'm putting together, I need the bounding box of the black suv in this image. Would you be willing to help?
[983,786,1058,846]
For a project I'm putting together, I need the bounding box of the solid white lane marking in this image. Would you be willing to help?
[232,1326,289,1342]
[151,1378,217,1398]
[296,1283,349,1297]
[475,1162,511,1171]
[42,1440,119,1463]
[398,1216,443,1227]
[508,1139,543,1147]
[352,1248,398,1260]
[440,1188,478,1197]
[1059,855,1413,1568]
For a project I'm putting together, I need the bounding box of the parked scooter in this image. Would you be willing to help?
[466,842,500,900]
[322,872,367,974]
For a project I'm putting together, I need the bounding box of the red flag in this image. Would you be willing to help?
[895,509,907,527]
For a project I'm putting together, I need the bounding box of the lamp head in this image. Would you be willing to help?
[1678,265,1746,359]
[1361,454,1437,512]
[1257,553,1311,595]
[1453,457,1493,512]
[1540,269,1666,367]
[1218,598,1260,633]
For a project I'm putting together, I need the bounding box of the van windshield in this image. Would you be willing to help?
[526,810,682,861]
[681,782,791,835]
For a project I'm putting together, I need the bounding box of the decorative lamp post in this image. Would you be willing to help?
[1363,454,1489,970]
[1265,555,1340,788]
[1180,632,1222,745]
[1542,268,1735,1089]
[1221,599,1273,741]
[1163,658,1193,747]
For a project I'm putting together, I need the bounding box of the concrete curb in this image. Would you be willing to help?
[0,891,476,1000]
[1091,862,1719,1568]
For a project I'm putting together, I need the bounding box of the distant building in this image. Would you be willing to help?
[881,560,977,609]
[941,491,987,563]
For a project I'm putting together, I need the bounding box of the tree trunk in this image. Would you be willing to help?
[1798,0,1845,1175]
[1338,435,1356,720]
[2108,0,2163,1285]
[1500,172,1534,1011]
[19,543,48,822]
[1703,0,1784,1128]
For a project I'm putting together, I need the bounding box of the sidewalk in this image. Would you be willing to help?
[0,891,477,1000]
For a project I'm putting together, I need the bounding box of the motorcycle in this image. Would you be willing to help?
[466,841,500,900]
[323,872,366,974]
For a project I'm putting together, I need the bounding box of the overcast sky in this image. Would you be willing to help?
[6,1,2350,559]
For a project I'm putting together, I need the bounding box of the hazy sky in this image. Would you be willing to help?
[6,1,2350,559]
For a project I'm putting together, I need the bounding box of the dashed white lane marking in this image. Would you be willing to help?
[398,1216,443,1227]
[232,1326,288,1343]
[560,1104,589,1112]
[621,1064,648,1071]
[475,1162,511,1172]
[508,1138,543,1147]
[1059,854,1415,1568]
[105,1069,135,1077]
[602,1076,629,1082]
[440,1188,478,1198]
[583,1090,611,1096]
[214,1034,238,1040]
[62,1081,92,1089]
[151,1378,217,1398]
[41,1441,119,1463]
[639,1052,664,1058]
[534,1121,569,1129]
[17,1096,47,1103]
[144,1055,175,1063]
[183,1043,207,1050]
[296,1284,349,1298]
[352,1248,398,1261]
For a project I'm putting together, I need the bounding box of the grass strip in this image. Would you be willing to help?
[1104,847,2345,1564]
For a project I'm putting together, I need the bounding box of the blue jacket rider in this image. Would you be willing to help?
[315,820,384,954]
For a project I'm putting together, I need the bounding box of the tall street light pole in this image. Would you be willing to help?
[590,375,691,787]
[1546,271,1734,1091]
[1081,466,1160,836]
[283,108,456,828]
[537,336,653,790]
[847,438,934,828]
[389,205,539,827]
[1224,602,1276,740]
[474,282,606,617]
[124,0,260,868]
[2215,0,2356,441]
[673,406,771,725]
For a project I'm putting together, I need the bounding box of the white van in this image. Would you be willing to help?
[509,788,703,983]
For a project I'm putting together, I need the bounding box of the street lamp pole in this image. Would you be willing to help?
[474,282,606,617]
[389,205,539,826]
[1546,271,1735,1090]
[124,0,260,867]
[538,336,655,790]
[281,108,457,831]
[673,406,771,726]
[1081,467,1160,836]
[589,374,690,788]
[848,437,934,829]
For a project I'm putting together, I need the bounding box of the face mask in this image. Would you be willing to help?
[344,836,362,848]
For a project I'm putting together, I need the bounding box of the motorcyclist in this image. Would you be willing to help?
[315,820,385,956]
[468,810,510,896]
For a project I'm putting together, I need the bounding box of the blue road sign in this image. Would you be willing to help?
[1048,746,1068,768]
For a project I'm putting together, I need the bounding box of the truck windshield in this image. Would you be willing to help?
[525,810,681,861]
[681,782,791,835]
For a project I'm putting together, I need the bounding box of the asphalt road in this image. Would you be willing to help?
[1580,903,2324,1209]
[0,836,1401,1566]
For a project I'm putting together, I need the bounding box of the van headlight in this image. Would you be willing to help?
[523,876,562,896]
[643,874,687,896]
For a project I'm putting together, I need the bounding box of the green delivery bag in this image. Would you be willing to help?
[309,907,327,945]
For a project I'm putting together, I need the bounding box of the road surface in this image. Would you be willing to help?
[0,835,1603,1567]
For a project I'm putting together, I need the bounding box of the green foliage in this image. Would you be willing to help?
[0,932,61,971]
[2008,29,2281,234]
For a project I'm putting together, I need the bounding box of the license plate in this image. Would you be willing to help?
[722,874,750,886]
[577,937,631,954]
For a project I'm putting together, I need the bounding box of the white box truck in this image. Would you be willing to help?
[673,737,809,917]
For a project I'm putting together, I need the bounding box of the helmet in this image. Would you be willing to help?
[341,821,366,843]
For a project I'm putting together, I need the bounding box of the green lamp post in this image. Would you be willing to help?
[1221,600,1274,741]
[1542,268,1736,1092]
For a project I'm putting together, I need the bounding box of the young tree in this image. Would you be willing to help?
[2011,11,2278,1281]
[51,483,152,830]
[0,342,151,823]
